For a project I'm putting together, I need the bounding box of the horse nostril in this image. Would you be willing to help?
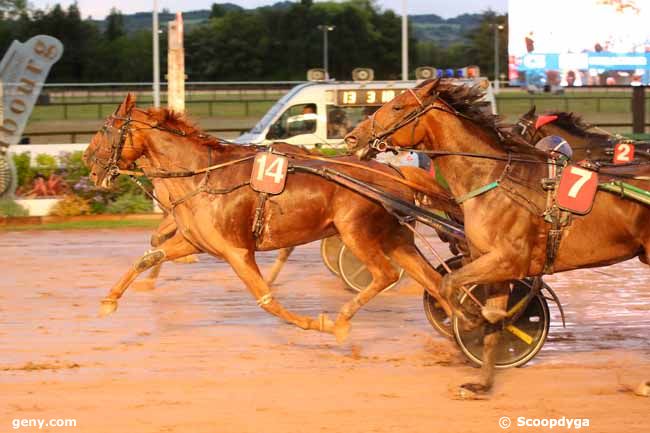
[345,136,358,146]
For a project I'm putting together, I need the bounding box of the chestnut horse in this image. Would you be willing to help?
[515,107,650,162]
[83,93,455,342]
[345,79,650,397]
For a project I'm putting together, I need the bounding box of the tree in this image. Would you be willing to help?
[0,0,26,18]
[105,8,125,41]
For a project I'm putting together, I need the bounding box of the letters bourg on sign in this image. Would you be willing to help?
[0,35,63,198]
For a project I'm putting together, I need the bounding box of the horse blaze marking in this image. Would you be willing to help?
[613,142,635,164]
[250,152,288,194]
[556,165,599,215]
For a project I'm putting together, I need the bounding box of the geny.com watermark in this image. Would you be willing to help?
[499,416,590,429]
[12,418,77,430]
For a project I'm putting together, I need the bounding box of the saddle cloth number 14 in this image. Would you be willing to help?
[556,165,599,215]
[250,152,289,194]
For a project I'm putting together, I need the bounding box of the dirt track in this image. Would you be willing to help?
[1,229,648,433]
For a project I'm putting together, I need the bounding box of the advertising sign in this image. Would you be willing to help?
[509,0,650,87]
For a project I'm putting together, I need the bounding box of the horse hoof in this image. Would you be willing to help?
[317,313,335,333]
[132,278,156,291]
[173,255,199,264]
[453,383,490,400]
[99,299,118,317]
[334,319,351,344]
[481,306,507,324]
[635,380,650,397]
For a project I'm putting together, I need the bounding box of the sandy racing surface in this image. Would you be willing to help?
[1,228,648,433]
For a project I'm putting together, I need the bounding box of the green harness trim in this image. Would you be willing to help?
[599,181,650,206]
[433,160,450,191]
[455,180,500,205]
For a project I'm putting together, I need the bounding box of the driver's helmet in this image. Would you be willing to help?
[534,135,573,160]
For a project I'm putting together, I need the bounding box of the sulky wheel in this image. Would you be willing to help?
[320,236,344,276]
[451,278,550,369]
[422,256,465,338]
[337,244,405,293]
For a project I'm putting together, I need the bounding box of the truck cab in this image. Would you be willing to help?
[235,79,496,149]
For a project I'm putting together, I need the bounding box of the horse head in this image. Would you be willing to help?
[345,79,440,159]
[84,93,143,189]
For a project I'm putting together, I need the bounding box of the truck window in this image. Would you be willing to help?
[266,103,318,140]
[327,106,378,139]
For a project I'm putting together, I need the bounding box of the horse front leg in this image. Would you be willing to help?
[222,247,336,334]
[99,231,200,317]
[440,249,525,324]
[457,283,509,399]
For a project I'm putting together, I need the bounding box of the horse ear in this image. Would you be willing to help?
[115,93,137,116]
[420,78,440,96]
[525,105,536,117]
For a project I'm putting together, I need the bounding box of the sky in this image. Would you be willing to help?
[29,0,507,20]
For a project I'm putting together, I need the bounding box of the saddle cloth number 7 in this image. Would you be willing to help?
[250,152,289,194]
[556,165,599,215]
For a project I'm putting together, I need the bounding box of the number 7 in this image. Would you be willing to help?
[567,166,593,198]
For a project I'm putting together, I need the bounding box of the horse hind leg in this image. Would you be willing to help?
[99,231,199,317]
[330,230,401,343]
[132,215,178,291]
[385,240,451,316]
[265,247,295,286]
[222,248,336,334]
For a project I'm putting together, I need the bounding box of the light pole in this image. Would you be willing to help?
[317,25,335,80]
[152,0,160,107]
[401,0,408,81]
[493,23,505,93]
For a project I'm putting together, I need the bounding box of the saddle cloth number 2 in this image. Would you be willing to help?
[613,142,635,165]
[250,152,289,194]
[556,165,599,215]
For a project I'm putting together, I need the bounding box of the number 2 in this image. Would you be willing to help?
[567,166,593,198]
[616,143,631,162]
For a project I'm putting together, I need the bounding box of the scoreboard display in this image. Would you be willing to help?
[337,89,405,106]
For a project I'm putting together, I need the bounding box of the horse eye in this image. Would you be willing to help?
[392,105,402,111]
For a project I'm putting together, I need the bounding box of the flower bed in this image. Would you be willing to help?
[2,150,154,217]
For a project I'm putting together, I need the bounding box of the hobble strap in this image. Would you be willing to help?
[257,293,273,306]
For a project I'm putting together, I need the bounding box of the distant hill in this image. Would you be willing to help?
[410,13,483,47]
[91,3,482,46]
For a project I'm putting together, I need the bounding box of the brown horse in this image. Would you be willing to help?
[83,93,455,342]
[515,107,650,162]
[134,193,294,291]
[345,79,650,397]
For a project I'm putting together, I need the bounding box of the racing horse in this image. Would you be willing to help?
[83,93,457,342]
[515,107,650,162]
[131,212,294,291]
[345,78,650,397]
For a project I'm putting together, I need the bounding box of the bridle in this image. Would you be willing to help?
[515,116,545,144]
[88,105,209,183]
[368,88,439,152]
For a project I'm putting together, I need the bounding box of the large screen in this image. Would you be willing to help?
[508,0,650,87]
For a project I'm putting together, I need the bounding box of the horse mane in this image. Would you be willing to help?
[145,108,226,148]
[424,79,547,158]
[542,111,608,139]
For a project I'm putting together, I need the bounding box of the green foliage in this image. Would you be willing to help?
[105,7,125,40]
[12,152,34,188]
[105,192,152,214]
[50,194,91,216]
[59,151,89,185]
[34,154,58,178]
[0,1,504,83]
[0,198,28,217]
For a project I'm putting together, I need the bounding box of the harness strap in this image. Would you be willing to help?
[252,192,268,239]
[455,181,500,205]
[275,150,455,203]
